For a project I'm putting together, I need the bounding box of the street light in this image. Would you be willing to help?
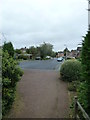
[88,0,90,30]
[64,44,67,60]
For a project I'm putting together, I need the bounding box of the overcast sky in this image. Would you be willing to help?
[1,0,88,51]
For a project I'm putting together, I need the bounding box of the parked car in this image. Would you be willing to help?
[57,57,63,62]
[66,57,75,60]
[35,57,41,60]
[46,56,51,59]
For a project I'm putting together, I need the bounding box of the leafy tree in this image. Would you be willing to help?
[63,47,69,58]
[26,43,54,59]
[40,42,53,59]
[15,49,22,54]
[26,46,37,59]
[3,42,14,57]
[26,48,30,54]
[36,47,41,56]
[51,51,56,58]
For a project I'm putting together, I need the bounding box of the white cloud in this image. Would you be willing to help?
[1,0,88,51]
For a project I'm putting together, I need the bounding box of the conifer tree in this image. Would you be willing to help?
[81,30,90,115]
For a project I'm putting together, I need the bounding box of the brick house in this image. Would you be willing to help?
[57,51,64,58]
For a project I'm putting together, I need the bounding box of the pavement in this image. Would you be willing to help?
[6,59,69,118]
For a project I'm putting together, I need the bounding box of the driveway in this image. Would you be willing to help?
[7,59,69,118]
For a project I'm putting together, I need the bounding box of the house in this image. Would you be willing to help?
[76,47,82,58]
[18,54,32,59]
[70,50,77,58]
[66,51,71,58]
[20,47,27,53]
[69,47,82,58]
[57,46,82,59]
[57,51,64,58]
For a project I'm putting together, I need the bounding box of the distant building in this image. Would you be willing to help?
[57,46,82,59]
[77,47,82,51]
[66,51,71,58]
[18,54,32,59]
[69,47,82,58]
[76,47,82,58]
[20,47,27,53]
[70,50,77,58]
[57,51,64,58]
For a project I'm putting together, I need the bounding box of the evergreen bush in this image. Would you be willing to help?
[3,42,14,57]
[60,60,82,82]
[77,81,88,109]
[78,31,90,115]
[2,51,23,115]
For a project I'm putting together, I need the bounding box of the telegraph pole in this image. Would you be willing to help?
[88,0,90,30]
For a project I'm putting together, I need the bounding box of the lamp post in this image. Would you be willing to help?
[88,0,90,30]
[64,44,67,60]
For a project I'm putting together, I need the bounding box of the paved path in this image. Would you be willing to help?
[8,69,69,118]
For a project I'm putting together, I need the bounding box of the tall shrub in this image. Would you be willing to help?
[78,31,90,115]
[2,51,23,115]
[60,60,82,82]
[3,42,14,57]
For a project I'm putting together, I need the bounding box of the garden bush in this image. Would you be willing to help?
[68,81,79,91]
[60,60,82,82]
[2,51,23,115]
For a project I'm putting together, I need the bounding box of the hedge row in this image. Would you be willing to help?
[2,51,23,115]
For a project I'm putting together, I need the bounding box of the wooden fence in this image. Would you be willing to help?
[74,96,90,120]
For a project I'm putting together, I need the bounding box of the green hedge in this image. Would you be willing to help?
[2,51,23,115]
[60,60,82,82]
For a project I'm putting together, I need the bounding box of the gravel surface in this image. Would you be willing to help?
[7,69,69,118]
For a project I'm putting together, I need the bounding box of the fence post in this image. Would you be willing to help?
[74,96,78,120]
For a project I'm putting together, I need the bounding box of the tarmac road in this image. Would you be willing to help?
[19,59,61,70]
[7,59,69,118]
